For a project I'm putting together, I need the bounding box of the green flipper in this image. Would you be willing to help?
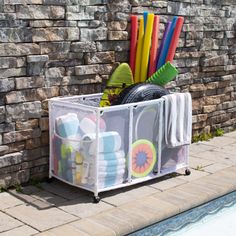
[99,63,134,107]
[147,62,178,86]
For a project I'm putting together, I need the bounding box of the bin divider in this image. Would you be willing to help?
[128,106,134,183]
[157,100,164,174]
[48,101,53,179]
[94,110,101,197]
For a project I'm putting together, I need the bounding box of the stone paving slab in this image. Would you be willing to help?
[201,162,231,173]
[101,185,159,206]
[59,196,114,218]
[201,136,236,147]
[191,149,236,165]
[176,168,210,181]
[0,225,39,236]
[70,218,116,236]
[0,192,25,210]
[0,133,236,236]
[188,156,214,169]
[0,211,24,233]
[36,225,90,236]
[213,144,236,156]
[5,204,78,231]
[189,142,214,155]
[149,176,187,191]
[224,131,236,138]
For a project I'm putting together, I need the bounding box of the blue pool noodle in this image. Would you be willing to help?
[156,21,171,71]
[143,11,148,32]
[156,16,178,70]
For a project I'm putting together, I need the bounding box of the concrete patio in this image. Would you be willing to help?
[1,131,236,236]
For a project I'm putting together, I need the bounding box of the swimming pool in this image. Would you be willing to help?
[128,190,236,236]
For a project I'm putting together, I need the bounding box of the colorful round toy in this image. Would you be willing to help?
[131,139,156,178]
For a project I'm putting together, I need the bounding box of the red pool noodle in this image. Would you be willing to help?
[129,15,138,75]
[148,15,160,77]
[166,16,184,63]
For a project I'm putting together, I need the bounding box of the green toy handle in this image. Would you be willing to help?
[147,62,178,86]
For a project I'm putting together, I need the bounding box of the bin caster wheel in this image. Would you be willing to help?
[93,196,100,203]
[46,177,53,183]
[185,169,191,176]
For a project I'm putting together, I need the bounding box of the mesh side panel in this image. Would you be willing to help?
[131,101,162,179]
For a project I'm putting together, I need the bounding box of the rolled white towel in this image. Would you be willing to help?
[82,131,122,155]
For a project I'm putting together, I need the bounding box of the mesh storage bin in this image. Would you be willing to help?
[49,93,191,202]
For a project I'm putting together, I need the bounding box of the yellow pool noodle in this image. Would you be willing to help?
[134,17,144,83]
[140,13,154,82]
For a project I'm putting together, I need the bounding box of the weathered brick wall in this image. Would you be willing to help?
[0,0,235,187]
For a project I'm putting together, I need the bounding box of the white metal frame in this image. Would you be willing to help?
[49,94,190,199]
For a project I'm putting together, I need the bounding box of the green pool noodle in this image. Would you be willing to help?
[147,62,178,86]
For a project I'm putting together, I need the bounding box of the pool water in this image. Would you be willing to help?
[129,191,236,236]
[172,200,236,236]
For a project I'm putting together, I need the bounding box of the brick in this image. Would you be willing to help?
[16,119,39,130]
[6,102,42,122]
[27,55,49,63]
[40,42,71,56]
[0,152,22,168]
[32,28,79,42]
[75,64,113,75]
[17,5,65,19]
[108,31,129,40]
[0,78,14,92]
[0,68,26,78]
[0,57,26,69]
[203,105,217,113]
[108,21,127,30]
[71,42,97,53]
[0,28,32,43]
[85,51,115,64]
[0,106,5,123]
[39,117,49,131]
[15,76,45,89]
[3,128,41,144]
[80,28,107,42]
[0,43,40,56]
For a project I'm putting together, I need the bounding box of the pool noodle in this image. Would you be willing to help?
[140,13,154,82]
[134,17,144,83]
[166,16,184,63]
[129,15,138,75]
[155,21,171,71]
[143,11,148,32]
[156,16,178,70]
[148,15,160,78]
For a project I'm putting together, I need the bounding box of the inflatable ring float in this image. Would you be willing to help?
[132,139,156,178]
[113,83,169,105]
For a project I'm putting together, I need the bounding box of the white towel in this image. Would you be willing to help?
[82,131,121,155]
[163,93,192,147]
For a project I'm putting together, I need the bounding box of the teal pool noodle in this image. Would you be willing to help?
[157,16,178,69]
[143,11,148,32]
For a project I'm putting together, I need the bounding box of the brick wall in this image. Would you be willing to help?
[0,0,235,187]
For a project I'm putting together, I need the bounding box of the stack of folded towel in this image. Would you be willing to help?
[82,131,126,189]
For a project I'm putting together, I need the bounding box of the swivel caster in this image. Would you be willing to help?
[185,169,191,176]
[93,196,101,203]
[46,177,53,183]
